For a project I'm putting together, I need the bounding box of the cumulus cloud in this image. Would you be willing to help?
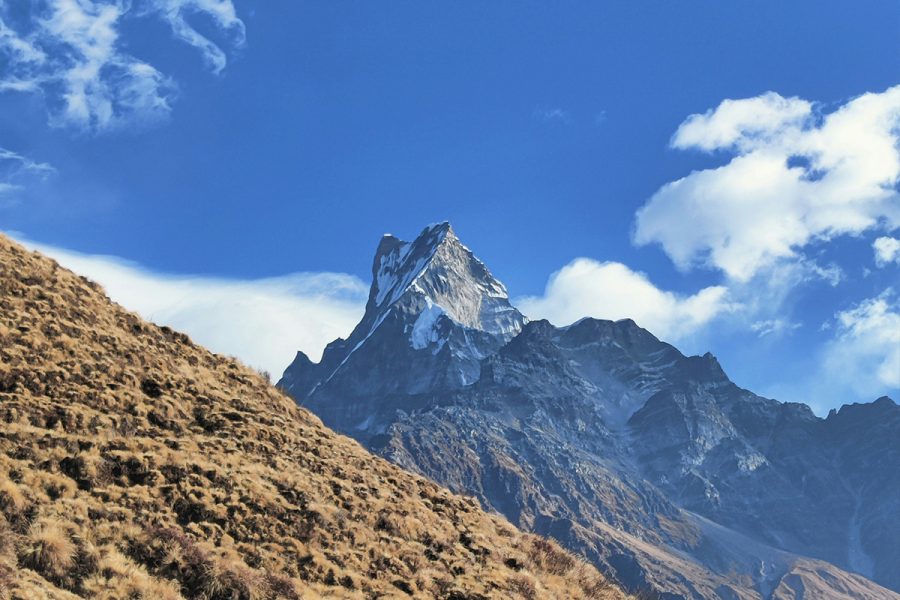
[18,238,368,378]
[635,86,900,282]
[873,236,900,267]
[0,0,244,131]
[516,258,732,342]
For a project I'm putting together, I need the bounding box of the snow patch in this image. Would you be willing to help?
[411,300,445,350]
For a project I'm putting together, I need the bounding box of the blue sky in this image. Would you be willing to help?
[1,0,898,413]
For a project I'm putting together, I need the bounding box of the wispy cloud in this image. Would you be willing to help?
[16,237,368,378]
[0,147,55,202]
[0,0,245,132]
[516,258,733,343]
[750,318,801,338]
[146,0,246,74]
[775,289,900,413]
[634,86,900,282]
[533,107,570,124]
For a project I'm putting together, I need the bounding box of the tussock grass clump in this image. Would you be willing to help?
[0,235,629,599]
[525,537,577,575]
[81,548,183,600]
[21,520,76,580]
[0,479,26,518]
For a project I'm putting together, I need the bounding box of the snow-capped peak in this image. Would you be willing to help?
[371,222,452,309]
[280,223,526,400]
[367,222,524,339]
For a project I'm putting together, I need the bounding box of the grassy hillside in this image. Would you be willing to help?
[0,235,627,600]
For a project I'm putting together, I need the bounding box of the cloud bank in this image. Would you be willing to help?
[0,0,245,131]
[516,258,732,342]
[635,86,900,282]
[19,239,367,378]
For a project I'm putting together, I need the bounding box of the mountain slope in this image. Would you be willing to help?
[0,234,628,600]
[281,223,900,600]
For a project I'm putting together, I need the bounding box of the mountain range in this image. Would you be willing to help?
[0,233,626,599]
[281,222,900,599]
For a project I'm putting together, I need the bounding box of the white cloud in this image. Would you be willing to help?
[149,0,246,74]
[750,318,801,338]
[671,92,812,153]
[533,107,570,123]
[752,290,899,414]
[0,0,244,131]
[516,258,732,342]
[824,290,900,394]
[0,15,46,66]
[873,236,900,267]
[635,86,900,282]
[720,258,841,331]
[18,238,368,378]
[0,147,55,201]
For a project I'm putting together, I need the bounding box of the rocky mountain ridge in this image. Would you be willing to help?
[281,223,900,600]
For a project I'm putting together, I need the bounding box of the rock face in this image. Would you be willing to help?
[281,223,900,600]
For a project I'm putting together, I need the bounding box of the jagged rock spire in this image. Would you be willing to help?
[367,222,524,338]
[279,222,525,398]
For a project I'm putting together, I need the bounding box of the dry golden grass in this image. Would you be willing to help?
[0,234,629,599]
[20,519,77,580]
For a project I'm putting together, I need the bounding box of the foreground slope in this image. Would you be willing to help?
[283,223,899,600]
[0,235,627,600]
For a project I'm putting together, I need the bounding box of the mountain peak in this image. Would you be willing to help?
[367,222,524,338]
[369,221,455,310]
[828,395,899,422]
[280,223,526,399]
